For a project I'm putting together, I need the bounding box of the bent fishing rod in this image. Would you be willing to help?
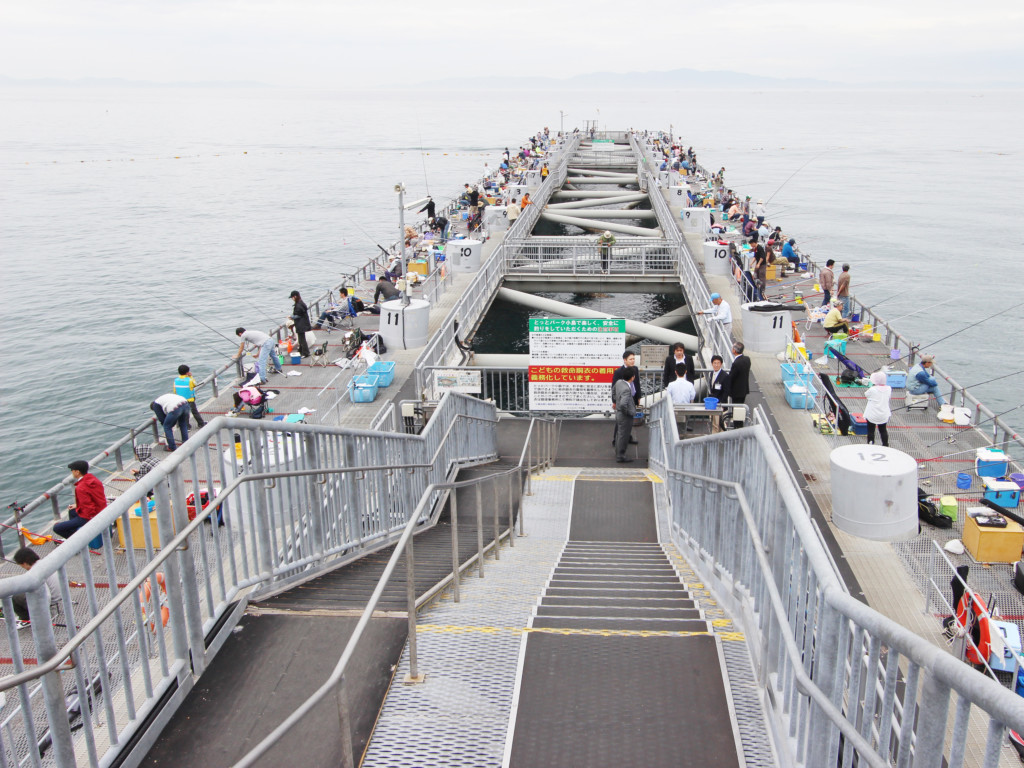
[766,148,836,204]
[153,296,238,344]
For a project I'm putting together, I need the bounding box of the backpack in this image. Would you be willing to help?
[918,488,952,529]
[839,368,858,385]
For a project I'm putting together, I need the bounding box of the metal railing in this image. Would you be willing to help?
[503,237,678,275]
[0,392,498,768]
[231,415,559,768]
[646,396,1024,767]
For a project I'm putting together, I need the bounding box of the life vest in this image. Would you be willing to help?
[173,375,195,402]
[956,590,991,666]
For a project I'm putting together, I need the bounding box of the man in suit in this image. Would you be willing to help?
[611,350,641,447]
[662,342,696,388]
[708,355,730,432]
[613,369,637,463]
[729,342,751,429]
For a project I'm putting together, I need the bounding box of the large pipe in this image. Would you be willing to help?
[545,209,656,220]
[566,176,638,184]
[496,287,700,349]
[551,190,639,200]
[541,212,662,237]
[624,306,693,344]
[546,193,648,210]
[567,168,638,178]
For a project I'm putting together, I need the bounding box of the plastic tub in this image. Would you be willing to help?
[348,374,380,403]
[704,397,719,411]
[366,360,396,387]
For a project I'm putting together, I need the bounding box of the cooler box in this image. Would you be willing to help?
[982,477,1021,508]
[824,338,848,359]
[290,351,302,365]
[366,361,396,387]
[785,381,816,410]
[850,412,868,436]
[886,370,908,388]
[963,514,1024,563]
[989,620,1023,673]
[976,448,1009,478]
[940,496,958,521]
[117,508,162,549]
[408,260,429,276]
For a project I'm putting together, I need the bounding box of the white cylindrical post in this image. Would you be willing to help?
[669,185,688,205]
[830,446,918,540]
[379,299,431,350]
[483,206,508,232]
[702,241,731,276]
[681,207,710,235]
[740,302,791,353]
[526,169,541,189]
[450,239,482,273]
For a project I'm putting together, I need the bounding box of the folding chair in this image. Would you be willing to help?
[310,340,331,367]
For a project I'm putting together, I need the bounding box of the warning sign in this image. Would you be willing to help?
[528,319,625,411]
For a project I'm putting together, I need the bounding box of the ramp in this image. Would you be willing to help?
[506,480,742,768]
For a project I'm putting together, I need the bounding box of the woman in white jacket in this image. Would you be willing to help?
[864,371,892,446]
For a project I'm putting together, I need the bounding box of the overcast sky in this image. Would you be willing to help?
[2,0,1022,87]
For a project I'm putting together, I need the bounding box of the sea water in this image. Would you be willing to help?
[2,87,1022,526]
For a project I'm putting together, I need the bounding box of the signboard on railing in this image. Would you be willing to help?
[433,369,482,396]
[528,318,626,411]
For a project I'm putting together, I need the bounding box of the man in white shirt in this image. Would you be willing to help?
[235,327,283,383]
[698,293,733,338]
[150,392,190,451]
[666,363,697,405]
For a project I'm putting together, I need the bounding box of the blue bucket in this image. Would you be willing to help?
[704,397,719,411]
[956,472,971,490]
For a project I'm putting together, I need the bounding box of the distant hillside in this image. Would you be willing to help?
[417,67,837,90]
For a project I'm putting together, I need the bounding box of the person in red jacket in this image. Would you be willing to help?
[53,460,108,540]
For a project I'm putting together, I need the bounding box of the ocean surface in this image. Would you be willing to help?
[2,87,1022,529]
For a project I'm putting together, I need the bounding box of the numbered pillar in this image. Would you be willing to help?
[702,240,731,276]
[740,302,791,353]
[526,169,541,189]
[657,170,672,187]
[507,184,529,205]
[450,238,482,273]
[681,207,710,235]
[831,445,918,540]
[669,185,689,205]
[483,206,508,232]
[379,299,431,350]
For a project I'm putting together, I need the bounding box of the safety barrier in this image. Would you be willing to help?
[0,392,497,768]
[646,396,1024,767]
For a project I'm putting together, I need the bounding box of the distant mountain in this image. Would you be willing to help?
[0,75,269,89]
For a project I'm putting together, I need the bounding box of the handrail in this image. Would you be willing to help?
[231,416,557,768]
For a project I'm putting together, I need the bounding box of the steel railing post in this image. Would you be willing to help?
[28,585,76,765]
[507,472,515,547]
[167,467,209,675]
[404,533,424,683]
[475,483,485,578]
[152,480,193,668]
[518,467,526,536]
[450,490,461,602]
[492,475,500,560]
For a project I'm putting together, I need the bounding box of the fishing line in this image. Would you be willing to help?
[51,411,136,431]
[922,401,1024,447]
[766,148,835,203]
[913,300,1024,354]
[927,435,1023,461]
[417,122,430,196]
[961,368,1024,391]
[153,296,238,344]
[884,297,958,324]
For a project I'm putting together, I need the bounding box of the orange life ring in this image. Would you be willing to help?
[140,572,169,631]
[956,591,991,666]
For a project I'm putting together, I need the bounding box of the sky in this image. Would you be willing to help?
[1,0,1023,88]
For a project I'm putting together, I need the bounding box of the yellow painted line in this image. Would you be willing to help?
[643,470,664,484]
[416,624,745,641]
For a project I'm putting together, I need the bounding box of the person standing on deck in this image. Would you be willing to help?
[741,196,751,226]
[611,351,641,449]
[53,460,107,540]
[289,291,312,358]
[150,393,190,451]
[666,363,697,405]
[507,199,520,227]
[235,327,283,383]
[836,263,852,318]
[662,342,696,388]
[729,342,751,429]
[819,259,836,307]
[864,371,892,446]
[754,200,766,226]
[174,364,206,428]
[418,196,435,220]
[698,293,733,339]
[613,369,637,463]
[598,230,616,272]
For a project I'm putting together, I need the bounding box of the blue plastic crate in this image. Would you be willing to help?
[781,363,814,386]
[348,374,380,403]
[366,360,396,387]
[785,381,817,410]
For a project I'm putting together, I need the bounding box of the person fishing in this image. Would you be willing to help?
[864,371,892,446]
[235,327,283,383]
[8,548,62,630]
[289,291,312,358]
[598,230,616,272]
[823,299,850,337]
[908,354,947,406]
[53,460,107,540]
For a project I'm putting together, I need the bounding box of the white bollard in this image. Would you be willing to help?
[449,238,482,273]
[681,207,710,235]
[669,185,689,205]
[702,241,732,276]
[831,446,918,540]
[379,299,432,350]
[740,302,790,353]
[483,206,509,232]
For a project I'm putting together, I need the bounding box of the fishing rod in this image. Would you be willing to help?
[53,411,137,431]
[766,148,835,204]
[883,297,958,324]
[153,296,238,344]
[340,214,391,258]
[417,122,430,196]
[925,435,1023,460]
[912,299,1024,354]
[961,367,1024,391]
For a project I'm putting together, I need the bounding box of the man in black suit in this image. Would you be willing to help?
[611,350,641,447]
[729,341,751,429]
[708,355,730,432]
[661,342,696,389]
